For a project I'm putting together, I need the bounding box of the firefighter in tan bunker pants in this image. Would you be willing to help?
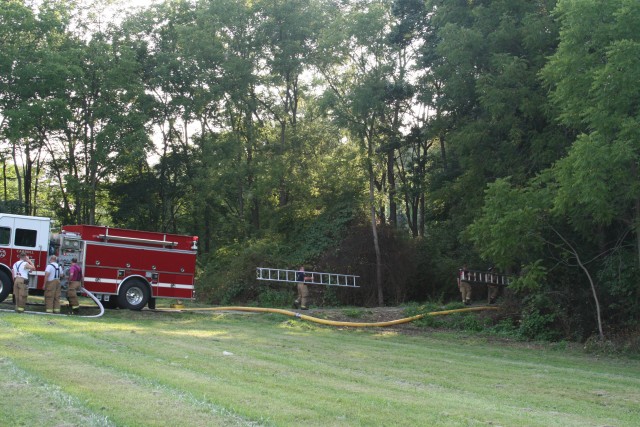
[457,264,472,305]
[68,258,82,314]
[44,255,63,313]
[12,252,36,313]
[294,266,313,310]
[487,266,499,304]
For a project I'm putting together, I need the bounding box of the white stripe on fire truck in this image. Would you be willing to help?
[83,277,194,290]
[155,283,194,290]
[85,241,195,255]
[84,277,119,284]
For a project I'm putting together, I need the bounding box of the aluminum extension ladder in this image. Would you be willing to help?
[459,269,511,286]
[256,267,360,288]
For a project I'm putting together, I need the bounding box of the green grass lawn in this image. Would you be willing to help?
[1,304,639,427]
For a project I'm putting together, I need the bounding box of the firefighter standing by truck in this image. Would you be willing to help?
[12,252,36,313]
[68,258,82,314]
[44,255,63,313]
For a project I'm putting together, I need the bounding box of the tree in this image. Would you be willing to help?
[411,0,564,287]
[317,0,399,305]
[542,0,640,268]
[467,0,640,340]
[0,0,73,215]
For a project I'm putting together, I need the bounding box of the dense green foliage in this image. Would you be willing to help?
[1,0,639,342]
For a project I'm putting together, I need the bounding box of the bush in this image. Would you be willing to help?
[403,302,442,326]
[582,336,618,357]
[582,326,640,357]
[447,313,489,332]
[318,286,340,307]
[199,201,359,306]
[198,238,288,304]
[257,287,294,308]
[414,314,446,328]
[517,310,559,341]
[488,318,520,338]
[513,293,564,341]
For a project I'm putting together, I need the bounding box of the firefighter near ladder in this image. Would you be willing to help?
[457,266,510,305]
[293,266,313,310]
[457,264,472,305]
[256,267,360,309]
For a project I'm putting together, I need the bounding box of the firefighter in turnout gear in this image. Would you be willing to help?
[294,266,313,310]
[12,252,35,313]
[487,266,499,304]
[68,258,82,314]
[457,264,472,305]
[44,255,63,313]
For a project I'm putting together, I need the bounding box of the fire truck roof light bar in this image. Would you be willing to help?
[97,234,179,247]
[256,267,360,288]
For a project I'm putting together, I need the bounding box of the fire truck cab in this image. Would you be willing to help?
[0,213,197,310]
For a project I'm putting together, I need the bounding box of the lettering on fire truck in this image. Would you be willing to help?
[0,214,197,310]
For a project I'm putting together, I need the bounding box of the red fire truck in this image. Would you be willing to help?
[0,213,197,310]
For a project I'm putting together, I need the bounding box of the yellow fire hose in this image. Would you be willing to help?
[159,305,498,327]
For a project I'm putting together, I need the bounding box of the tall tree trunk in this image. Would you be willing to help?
[404,197,417,237]
[636,197,640,270]
[439,130,447,173]
[369,168,384,307]
[553,227,604,340]
[419,193,425,237]
[204,203,211,254]
[23,145,32,216]
[387,150,397,227]
[32,156,43,216]
[366,129,384,306]
[2,157,7,203]
[278,120,288,207]
[12,146,22,210]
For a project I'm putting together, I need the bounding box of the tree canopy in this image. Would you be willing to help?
[1,0,639,341]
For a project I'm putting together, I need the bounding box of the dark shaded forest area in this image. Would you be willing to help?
[1,0,639,344]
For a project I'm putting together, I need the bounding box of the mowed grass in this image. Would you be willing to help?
[0,305,639,426]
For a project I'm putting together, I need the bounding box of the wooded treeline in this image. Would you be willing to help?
[1,0,639,341]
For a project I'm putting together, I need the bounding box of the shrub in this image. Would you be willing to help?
[488,318,520,338]
[257,287,294,308]
[514,293,564,341]
[402,302,446,327]
[447,313,488,332]
[518,310,560,341]
[198,239,288,304]
[318,286,340,307]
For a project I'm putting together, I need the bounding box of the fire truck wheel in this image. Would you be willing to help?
[118,280,150,311]
[0,270,11,303]
[102,297,120,309]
